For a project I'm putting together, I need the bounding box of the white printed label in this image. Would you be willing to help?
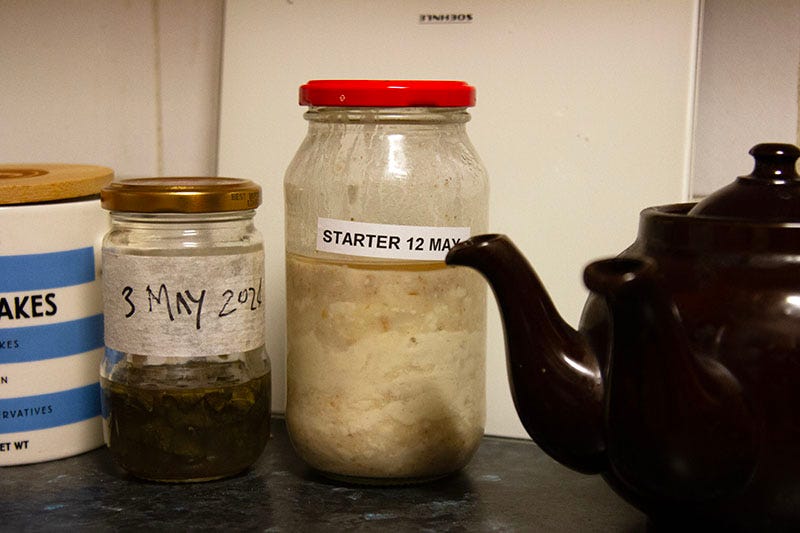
[103,251,265,357]
[316,218,470,261]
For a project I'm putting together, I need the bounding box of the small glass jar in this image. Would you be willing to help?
[99,178,271,482]
[284,80,489,483]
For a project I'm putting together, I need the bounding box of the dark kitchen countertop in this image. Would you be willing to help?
[1,417,647,531]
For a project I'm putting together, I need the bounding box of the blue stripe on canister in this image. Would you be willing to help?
[0,314,104,363]
[0,247,96,292]
[0,383,101,433]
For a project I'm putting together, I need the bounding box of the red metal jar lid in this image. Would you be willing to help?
[299,80,476,108]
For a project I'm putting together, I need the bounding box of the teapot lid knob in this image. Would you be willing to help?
[688,143,800,220]
[746,143,800,182]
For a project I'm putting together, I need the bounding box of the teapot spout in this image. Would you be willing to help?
[446,234,606,473]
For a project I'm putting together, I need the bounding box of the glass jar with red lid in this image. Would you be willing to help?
[284,80,489,484]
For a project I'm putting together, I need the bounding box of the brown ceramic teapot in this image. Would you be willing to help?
[446,144,800,530]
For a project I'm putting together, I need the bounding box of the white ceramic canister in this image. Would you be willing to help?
[0,164,113,465]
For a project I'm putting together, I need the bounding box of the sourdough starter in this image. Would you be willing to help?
[285,253,486,481]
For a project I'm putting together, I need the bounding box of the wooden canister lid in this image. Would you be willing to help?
[0,164,114,205]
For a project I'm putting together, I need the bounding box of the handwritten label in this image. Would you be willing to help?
[103,251,265,357]
[316,218,470,261]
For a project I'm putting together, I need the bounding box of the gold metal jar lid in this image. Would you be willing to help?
[101,177,262,213]
[0,164,114,205]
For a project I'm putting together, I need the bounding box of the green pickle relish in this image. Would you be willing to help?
[101,361,270,482]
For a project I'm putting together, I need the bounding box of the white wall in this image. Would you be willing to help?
[691,0,800,196]
[0,0,223,177]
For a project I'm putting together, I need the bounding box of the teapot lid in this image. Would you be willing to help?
[688,143,800,221]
